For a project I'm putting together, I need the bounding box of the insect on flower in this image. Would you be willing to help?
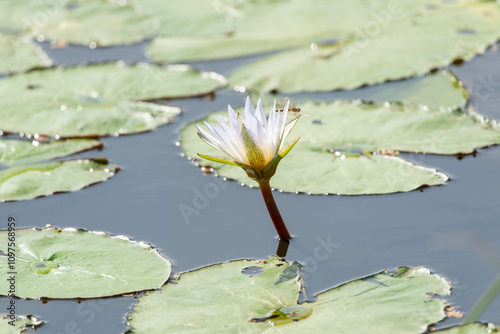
[276,98,309,123]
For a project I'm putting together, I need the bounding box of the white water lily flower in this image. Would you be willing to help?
[197,96,300,183]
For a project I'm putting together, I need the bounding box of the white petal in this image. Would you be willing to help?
[244,96,255,122]
[217,115,247,163]
[198,97,299,172]
[280,116,300,151]
[197,125,228,153]
[255,98,267,127]
[205,121,246,163]
[274,99,290,151]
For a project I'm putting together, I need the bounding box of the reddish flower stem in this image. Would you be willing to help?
[259,181,292,240]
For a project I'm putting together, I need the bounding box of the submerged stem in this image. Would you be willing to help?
[259,181,291,240]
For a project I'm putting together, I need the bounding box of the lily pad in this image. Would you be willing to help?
[433,323,498,334]
[0,35,52,75]
[290,101,500,155]
[256,70,468,114]
[182,98,500,194]
[0,314,42,333]
[0,0,159,46]
[0,159,118,201]
[127,257,301,333]
[0,63,226,137]
[0,0,49,34]
[148,35,301,64]
[127,258,453,333]
[0,139,101,166]
[363,70,468,111]
[0,226,171,298]
[147,1,500,93]
[146,0,380,63]
[138,0,232,37]
[195,146,448,195]
[227,0,500,93]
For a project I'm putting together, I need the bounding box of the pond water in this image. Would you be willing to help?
[1,41,500,333]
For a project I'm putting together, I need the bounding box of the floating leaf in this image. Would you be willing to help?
[227,0,500,93]
[138,0,232,37]
[127,259,453,333]
[254,70,468,115]
[0,35,52,75]
[0,0,48,34]
[289,101,500,155]
[127,257,301,333]
[146,0,376,63]
[0,63,226,137]
[180,97,500,194]
[0,139,101,166]
[193,146,448,195]
[0,314,42,333]
[363,70,468,111]
[148,35,298,64]
[0,226,171,298]
[0,0,159,46]
[433,323,498,334]
[147,1,500,93]
[0,159,118,201]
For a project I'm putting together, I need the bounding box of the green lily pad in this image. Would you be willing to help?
[0,226,171,298]
[182,98,500,194]
[0,0,159,46]
[138,0,232,37]
[148,34,302,64]
[0,314,42,333]
[254,69,467,115]
[291,101,500,155]
[127,259,453,333]
[0,63,226,137]
[0,0,49,34]
[432,322,500,334]
[127,257,301,333]
[146,0,380,63]
[198,147,447,195]
[0,139,101,166]
[365,70,468,111]
[275,266,450,333]
[433,323,498,334]
[0,35,52,75]
[147,1,500,93]
[0,159,118,201]
[227,0,500,93]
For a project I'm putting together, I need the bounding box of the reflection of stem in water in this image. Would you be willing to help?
[464,272,500,324]
[276,238,289,257]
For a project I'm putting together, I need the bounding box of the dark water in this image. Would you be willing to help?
[1,40,499,333]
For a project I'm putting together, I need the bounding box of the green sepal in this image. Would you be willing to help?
[261,137,300,182]
[198,153,240,167]
[196,153,252,170]
[197,153,262,181]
